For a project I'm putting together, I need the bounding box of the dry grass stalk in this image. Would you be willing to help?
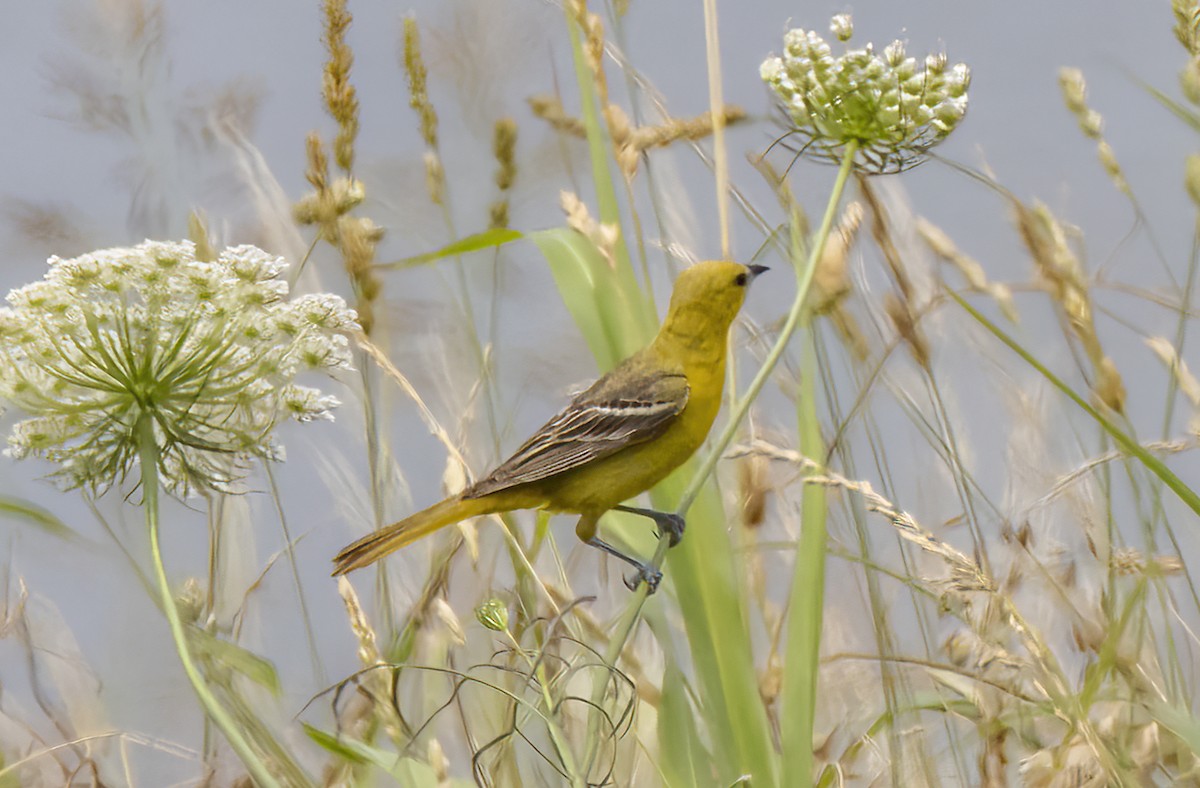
[859,178,931,369]
[325,578,404,785]
[1013,201,1125,412]
[322,0,381,333]
[1020,437,1194,517]
[1175,2,1200,106]
[736,451,770,529]
[1175,0,1200,54]
[529,94,746,179]
[1148,336,1200,435]
[751,154,811,239]
[917,217,1018,323]
[1110,547,1185,577]
[292,1,385,335]
[527,94,587,137]
[353,331,473,479]
[1058,68,1130,196]
[1187,154,1200,209]
[612,105,748,179]
[564,0,615,140]
[752,152,871,372]
[811,201,869,360]
[426,739,450,785]
[754,153,853,365]
[294,134,365,232]
[321,0,359,172]
[1146,336,1200,407]
[293,131,378,327]
[727,439,1130,778]
[727,441,993,597]
[811,201,861,313]
[336,576,384,673]
[403,17,444,207]
[489,118,518,230]
[560,191,620,267]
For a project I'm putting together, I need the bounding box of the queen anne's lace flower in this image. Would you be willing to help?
[761,16,970,173]
[0,240,359,495]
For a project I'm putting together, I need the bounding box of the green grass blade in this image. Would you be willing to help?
[781,319,828,783]
[562,8,656,343]
[188,628,283,696]
[528,227,652,369]
[655,662,707,786]
[949,289,1200,518]
[304,724,370,765]
[305,723,474,786]
[1139,79,1200,134]
[1145,698,1200,758]
[655,476,780,784]
[0,497,77,541]
[377,228,524,269]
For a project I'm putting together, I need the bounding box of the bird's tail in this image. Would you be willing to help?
[332,495,493,575]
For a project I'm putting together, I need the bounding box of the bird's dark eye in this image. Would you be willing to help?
[734,272,748,287]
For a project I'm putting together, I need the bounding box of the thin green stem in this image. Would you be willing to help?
[677,139,859,517]
[137,415,283,788]
[263,463,325,686]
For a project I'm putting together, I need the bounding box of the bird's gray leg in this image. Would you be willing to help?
[576,513,663,592]
[613,505,685,547]
[584,537,663,593]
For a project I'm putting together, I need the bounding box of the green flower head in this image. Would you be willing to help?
[0,240,359,495]
[761,15,970,173]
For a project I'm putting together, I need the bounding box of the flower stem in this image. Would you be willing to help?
[137,415,282,788]
[676,139,858,517]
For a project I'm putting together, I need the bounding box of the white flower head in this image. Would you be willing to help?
[0,240,359,495]
[761,19,970,173]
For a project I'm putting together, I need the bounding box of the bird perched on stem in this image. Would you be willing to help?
[333,260,766,590]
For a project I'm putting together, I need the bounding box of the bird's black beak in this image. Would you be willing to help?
[747,264,769,281]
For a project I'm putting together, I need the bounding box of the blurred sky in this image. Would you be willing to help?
[1,0,1198,779]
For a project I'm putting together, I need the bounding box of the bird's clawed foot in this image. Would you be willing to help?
[655,512,685,547]
[623,564,663,594]
[614,505,686,548]
[585,535,665,594]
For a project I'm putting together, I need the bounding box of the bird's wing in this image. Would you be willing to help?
[465,365,689,498]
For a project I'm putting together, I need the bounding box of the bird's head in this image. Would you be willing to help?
[662,260,767,341]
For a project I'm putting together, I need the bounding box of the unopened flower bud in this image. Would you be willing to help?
[830,14,853,42]
[476,598,509,632]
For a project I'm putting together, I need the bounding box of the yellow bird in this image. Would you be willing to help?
[333,260,766,590]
